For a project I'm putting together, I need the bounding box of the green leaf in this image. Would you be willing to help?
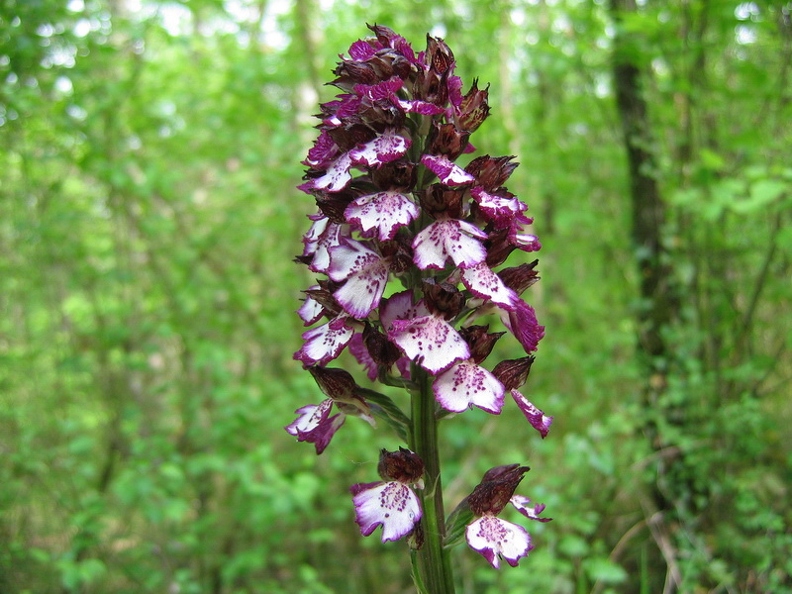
[443,498,474,549]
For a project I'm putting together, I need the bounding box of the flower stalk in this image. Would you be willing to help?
[285,24,554,590]
[410,365,454,593]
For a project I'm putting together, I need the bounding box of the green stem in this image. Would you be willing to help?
[410,365,455,594]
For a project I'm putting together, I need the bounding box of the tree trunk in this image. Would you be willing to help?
[609,0,679,518]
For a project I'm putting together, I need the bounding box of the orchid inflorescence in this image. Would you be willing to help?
[286,24,552,577]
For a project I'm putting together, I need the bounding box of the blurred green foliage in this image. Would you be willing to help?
[1,0,790,592]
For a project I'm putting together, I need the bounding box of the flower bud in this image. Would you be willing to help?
[362,323,402,368]
[427,122,470,160]
[457,79,490,133]
[423,278,466,320]
[309,366,359,400]
[498,260,540,295]
[492,356,535,391]
[458,325,505,364]
[465,155,518,190]
[468,464,530,517]
[377,447,425,485]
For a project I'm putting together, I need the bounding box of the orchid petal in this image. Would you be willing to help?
[348,39,378,61]
[412,219,487,270]
[388,314,470,374]
[471,186,528,229]
[398,99,446,115]
[348,333,378,381]
[351,481,423,542]
[297,286,324,326]
[285,399,345,455]
[349,128,411,167]
[509,223,541,252]
[328,240,389,318]
[304,130,339,169]
[308,221,347,274]
[294,316,355,366]
[379,291,429,333]
[301,215,329,260]
[433,361,505,414]
[510,389,553,438]
[465,516,532,569]
[501,299,544,353]
[421,154,475,185]
[461,262,519,309]
[312,152,353,193]
[510,495,552,523]
[345,191,419,241]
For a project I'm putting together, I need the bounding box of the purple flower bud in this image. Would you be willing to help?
[457,79,490,133]
[498,260,540,296]
[468,465,530,517]
[377,447,425,484]
[422,278,466,320]
[491,357,535,391]
[458,325,504,364]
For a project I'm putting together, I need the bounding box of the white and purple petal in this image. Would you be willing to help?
[311,152,353,193]
[421,154,475,186]
[349,128,411,167]
[412,219,487,270]
[321,94,362,127]
[285,399,345,455]
[301,214,329,260]
[510,390,553,438]
[294,316,355,367]
[297,286,324,326]
[354,77,403,102]
[348,333,378,381]
[328,240,389,318]
[345,191,418,241]
[398,99,446,115]
[471,186,528,229]
[465,516,533,569]
[351,481,423,543]
[500,299,544,353]
[433,361,505,414]
[379,291,429,333]
[461,262,519,309]
[309,222,347,274]
[304,130,339,168]
[388,314,470,374]
[510,495,552,523]
[509,223,541,252]
[348,39,378,61]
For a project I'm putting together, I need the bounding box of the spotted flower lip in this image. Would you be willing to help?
[433,360,505,414]
[285,399,345,455]
[351,448,425,543]
[466,515,532,569]
[388,311,471,374]
[412,218,488,271]
[294,315,357,367]
[328,239,390,319]
[421,154,476,186]
[344,190,419,241]
[351,480,423,542]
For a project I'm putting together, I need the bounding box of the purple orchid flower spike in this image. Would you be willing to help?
[288,25,553,586]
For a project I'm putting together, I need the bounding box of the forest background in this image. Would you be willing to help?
[1,0,791,592]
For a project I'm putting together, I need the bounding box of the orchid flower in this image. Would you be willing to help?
[286,25,554,591]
